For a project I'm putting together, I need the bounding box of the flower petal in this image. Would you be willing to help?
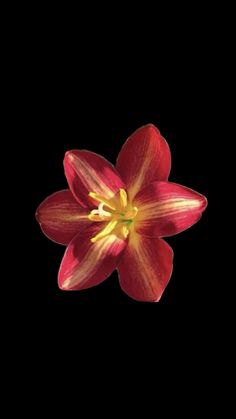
[36,190,89,245]
[58,224,127,290]
[116,124,171,200]
[117,232,173,302]
[134,181,207,237]
[64,150,125,208]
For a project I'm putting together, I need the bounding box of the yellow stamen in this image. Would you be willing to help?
[122,225,130,239]
[119,188,128,209]
[88,189,138,243]
[98,203,112,217]
[91,219,118,243]
[88,205,112,221]
[88,213,107,222]
[89,192,116,210]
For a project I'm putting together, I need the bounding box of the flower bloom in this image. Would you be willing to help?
[36,124,207,302]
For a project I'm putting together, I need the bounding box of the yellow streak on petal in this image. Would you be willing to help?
[91,219,118,243]
[137,198,202,220]
[119,188,128,209]
[62,235,119,289]
[68,152,114,198]
[88,213,109,222]
[127,144,154,201]
[128,230,159,299]
[60,214,89,221]
[61,278,71,289]
[41,209,89,223]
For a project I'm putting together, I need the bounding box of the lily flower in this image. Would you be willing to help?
[36,124,207,302]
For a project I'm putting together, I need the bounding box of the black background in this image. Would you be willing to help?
[21,15,217,345]
[9,11,227,411]
[29,68,211,328]
[5,5,232,414]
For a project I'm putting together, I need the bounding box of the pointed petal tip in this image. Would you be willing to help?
[35,190,89,245]
[64,150,76,165]
[154,294,163,303]
[195,192,208,212]
[35,208,39,222]
[202,195,208,210]
[134,182,207,238]
[59,278,71,290]
[144,123,160,133]
[135,123,160,134]
[35,203,43,224]
[64,150,75,159]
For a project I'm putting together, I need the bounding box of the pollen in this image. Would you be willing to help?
[88,188,138,242]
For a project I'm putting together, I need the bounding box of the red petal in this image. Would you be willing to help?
[134,181,207,237]
[58,224,127,290]
[116,124,171,200]
[36,190,89,245]
[118,233,173,302]
[64,150,125,208]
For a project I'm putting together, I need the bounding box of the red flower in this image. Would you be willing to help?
[36,124,207,302]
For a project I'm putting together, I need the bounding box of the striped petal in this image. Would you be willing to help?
[116,124,171,200]
[64,150,125,208]
[117,232,173,302]
[58,224,127,291]
[35,190,89,245]
[134,181,207,237]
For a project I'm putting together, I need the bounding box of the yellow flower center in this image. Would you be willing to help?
[88,188,138,242]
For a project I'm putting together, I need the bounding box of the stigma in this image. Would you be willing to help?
[88,188,138,242]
